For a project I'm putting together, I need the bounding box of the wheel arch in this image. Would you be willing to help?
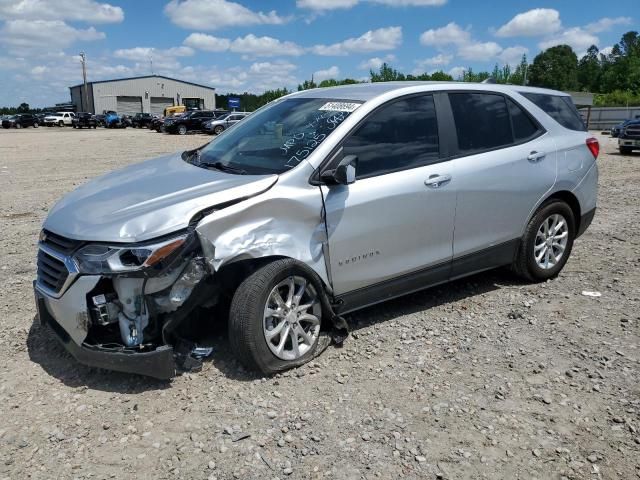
[213,254,332,299]
[523,189,582,238]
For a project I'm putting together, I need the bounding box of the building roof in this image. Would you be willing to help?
[69,75,215,91]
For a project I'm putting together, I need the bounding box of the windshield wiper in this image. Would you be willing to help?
[206,161,247,175]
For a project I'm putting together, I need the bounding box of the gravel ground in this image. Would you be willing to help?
[0,127,638,480]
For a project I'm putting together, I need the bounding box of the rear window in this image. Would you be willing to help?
[449,93,512,152]
[520,92,586,131]
[507,98,541,141]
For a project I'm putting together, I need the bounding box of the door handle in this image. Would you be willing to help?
[424,174,452,188]
[527,151,546,162]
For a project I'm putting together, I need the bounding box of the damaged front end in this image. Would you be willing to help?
[34,229,215,380]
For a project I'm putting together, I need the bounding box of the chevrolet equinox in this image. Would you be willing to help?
[34,82,598,379]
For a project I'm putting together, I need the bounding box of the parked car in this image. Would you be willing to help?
[121,115,133,128]
[150,116,165,132]
[103,111,126,128]
[2,113,39,128]
[203,112,250,134]
[34,82,598,379]
[94,114,106,127]
[71,112,97,129]
[44,112,75,127]
[618,120,640,154]
[131,113,155,128]
[35,113,47,124]
[164,110,216,135]
[611,117,640,138]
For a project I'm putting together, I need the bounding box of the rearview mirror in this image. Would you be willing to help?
[321,154,358,185]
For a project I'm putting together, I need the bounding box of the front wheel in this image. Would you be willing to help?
[214,125,224,135]
[229,259,327,374]
[16,123,22,129]
[619,146,632,155]
[58,121,64,127]
[33,122,38,128]
[512,200,575,282]
[178,125,187,135]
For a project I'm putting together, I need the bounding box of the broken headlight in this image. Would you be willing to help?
[73,234,188,274]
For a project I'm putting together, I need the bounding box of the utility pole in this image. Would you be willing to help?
[79,52,89,112]
[149,56,154,75]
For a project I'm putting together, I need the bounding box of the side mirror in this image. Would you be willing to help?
[321,154,358,185]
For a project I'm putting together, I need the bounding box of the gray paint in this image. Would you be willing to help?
[43,152,278,243]
[38,81,599,354]
[69,75,216,114]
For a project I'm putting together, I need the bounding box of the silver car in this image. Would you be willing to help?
[34,82,598,379]
[203,111,250,135]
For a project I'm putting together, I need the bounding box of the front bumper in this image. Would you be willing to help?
[619,138,640,147]
[34,281,176,380]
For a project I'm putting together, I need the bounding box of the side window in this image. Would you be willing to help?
[507,98,542,141]
[520,92,586,131]
[343,95,439,179]
[449,93,512,153]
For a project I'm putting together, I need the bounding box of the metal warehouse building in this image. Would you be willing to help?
[69,75,216,115]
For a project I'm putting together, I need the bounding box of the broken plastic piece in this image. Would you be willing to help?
[581,290,602,297]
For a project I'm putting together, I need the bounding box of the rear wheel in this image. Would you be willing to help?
[229,259,327,374]
[33,122,38,128]
[619,146,632,155]
[16,123,22,129]
[513,200,575,282]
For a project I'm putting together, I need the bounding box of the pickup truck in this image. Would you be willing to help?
[44,112,75,127]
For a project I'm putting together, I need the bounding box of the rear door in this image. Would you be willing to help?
[445,92,556,274]
[323,94,457,302]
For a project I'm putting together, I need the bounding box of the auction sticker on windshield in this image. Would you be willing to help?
[319,102,361,112]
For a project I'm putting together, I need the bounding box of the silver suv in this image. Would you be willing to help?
[203,111,250,134]
[34,82,598,379]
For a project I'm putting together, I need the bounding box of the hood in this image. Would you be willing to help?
[44,152,278,243]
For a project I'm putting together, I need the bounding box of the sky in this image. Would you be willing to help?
[0,0,637,107]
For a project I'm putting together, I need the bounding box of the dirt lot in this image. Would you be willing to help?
[0,127,638,480]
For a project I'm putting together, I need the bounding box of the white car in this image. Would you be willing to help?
[44,112,75,127]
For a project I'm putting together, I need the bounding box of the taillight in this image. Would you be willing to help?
[586,137,599,159]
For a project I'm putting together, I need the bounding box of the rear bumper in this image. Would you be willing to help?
[35,283,176,380]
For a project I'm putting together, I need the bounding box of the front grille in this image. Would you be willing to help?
[624,125,640,139]
[37,249,69,293]
[41,230,83,255]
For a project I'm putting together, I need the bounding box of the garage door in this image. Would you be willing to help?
[116,96,142,115]
[150,97,174,116]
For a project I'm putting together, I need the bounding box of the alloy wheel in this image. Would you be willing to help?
[263,276,321,361]
[534,213,569,269]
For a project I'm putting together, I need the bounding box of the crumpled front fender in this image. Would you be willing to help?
[194,162,331,289]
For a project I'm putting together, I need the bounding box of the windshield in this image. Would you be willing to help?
[191,97,362,175]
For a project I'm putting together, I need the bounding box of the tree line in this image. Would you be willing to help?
[2,30,638,114]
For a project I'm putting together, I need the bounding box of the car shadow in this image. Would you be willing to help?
[204,267,527,381]
[26,317,171,393]
[27,268,526,388]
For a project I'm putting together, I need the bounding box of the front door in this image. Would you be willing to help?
[322,94,457,302]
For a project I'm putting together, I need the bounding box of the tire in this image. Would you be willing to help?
[178,125,187,135]
[619,146,632,155]
[229,259,328,374]
[58,121,63,127]
[33,122,38,128]
[16,123,22,129]
[214,125,224,135]
[512,200,575,282]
